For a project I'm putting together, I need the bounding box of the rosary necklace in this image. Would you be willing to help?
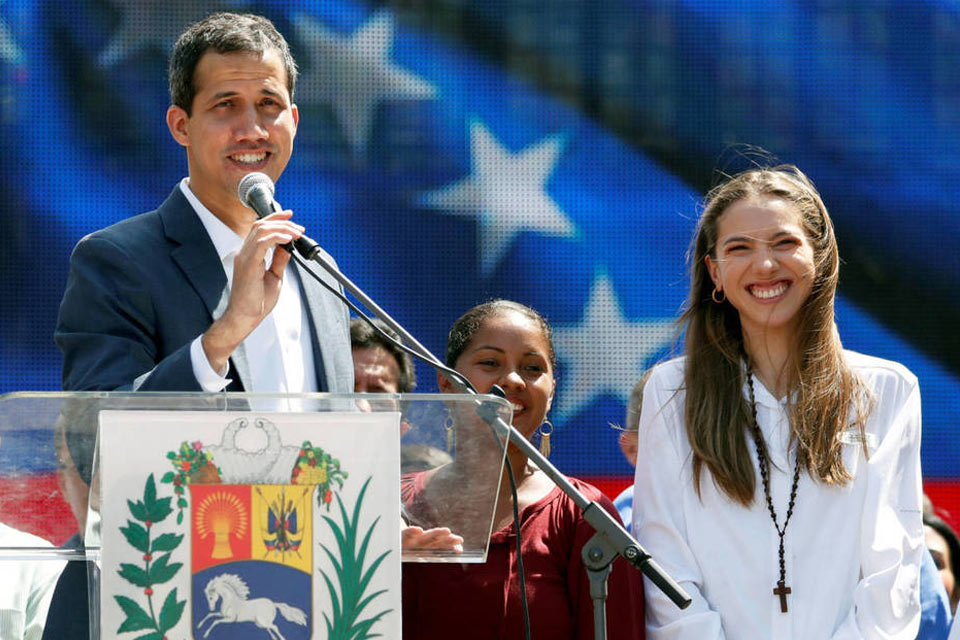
[746,374,801,613]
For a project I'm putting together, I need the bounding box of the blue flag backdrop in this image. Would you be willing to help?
[2,0,959,540]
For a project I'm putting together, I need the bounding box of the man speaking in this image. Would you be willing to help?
[56,13,353,394]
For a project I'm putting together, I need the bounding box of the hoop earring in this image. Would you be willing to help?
[711,287,725,304]
[538,420,554,458]
[444,415,455,454]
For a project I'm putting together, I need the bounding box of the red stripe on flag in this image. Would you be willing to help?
[924,480,960,533]
[580,475,633,503]
[583,476,960,538]
[0,474,78,546]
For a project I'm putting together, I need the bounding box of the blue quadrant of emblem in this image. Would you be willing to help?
[193,562,312,640]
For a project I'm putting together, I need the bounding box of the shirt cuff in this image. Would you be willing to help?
[190,335,231,391]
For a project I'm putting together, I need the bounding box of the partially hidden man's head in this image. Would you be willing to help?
[618,369,651,467]
[55,398,99,534]
[350,318,417,394]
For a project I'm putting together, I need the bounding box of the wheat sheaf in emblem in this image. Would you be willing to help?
[197,573,307,640]
[195,491,249,560]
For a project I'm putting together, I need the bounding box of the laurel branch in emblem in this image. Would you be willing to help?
[114,474,186,639]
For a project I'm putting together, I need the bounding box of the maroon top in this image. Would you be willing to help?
[401,472,646,639]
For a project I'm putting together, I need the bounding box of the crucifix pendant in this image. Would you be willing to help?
[773,580,791,612]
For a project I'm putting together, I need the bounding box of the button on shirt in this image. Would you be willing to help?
[180,178,318,394]
[633,352,923,639]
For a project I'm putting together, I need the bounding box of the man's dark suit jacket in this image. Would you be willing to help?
[55,185,354,393]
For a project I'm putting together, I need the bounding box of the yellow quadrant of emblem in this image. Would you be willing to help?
[251,484,314,574]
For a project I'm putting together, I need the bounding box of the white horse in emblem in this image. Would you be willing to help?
[196,573,307,640]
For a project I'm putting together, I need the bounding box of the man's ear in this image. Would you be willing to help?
[437,370,454,394]
[166,105,190,147]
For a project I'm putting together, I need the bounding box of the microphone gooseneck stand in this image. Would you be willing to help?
[243,180,692,638]
[294,245,693,636]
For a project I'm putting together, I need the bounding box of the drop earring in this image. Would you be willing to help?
[444,415,455,454]
[538,420,554,458]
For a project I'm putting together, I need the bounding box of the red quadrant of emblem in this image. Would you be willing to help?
[190,485,253,573]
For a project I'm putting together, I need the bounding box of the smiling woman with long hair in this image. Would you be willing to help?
[632,166,923,639]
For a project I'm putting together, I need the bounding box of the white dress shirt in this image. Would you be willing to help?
[0,523,63,640]
[633,351,923,639]
[179,178,318,394]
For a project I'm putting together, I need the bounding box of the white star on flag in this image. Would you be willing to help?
[420,120,578,276]
[97,0,227,67]
[552,271,675,420]
[0,7,23,65]
[292,10,437,155]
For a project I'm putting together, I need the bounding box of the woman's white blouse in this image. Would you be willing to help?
[632,352,923,639]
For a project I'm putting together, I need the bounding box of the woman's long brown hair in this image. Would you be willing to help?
[681,165,871,505]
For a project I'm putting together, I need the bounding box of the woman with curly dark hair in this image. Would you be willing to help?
[402,300,645,639]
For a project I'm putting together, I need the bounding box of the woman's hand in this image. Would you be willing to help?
[401,526,464,554]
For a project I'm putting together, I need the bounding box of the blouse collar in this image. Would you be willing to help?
[740,360,791,410]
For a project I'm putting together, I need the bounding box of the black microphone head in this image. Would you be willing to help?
[237,172,275,208]
[488,384,507,399]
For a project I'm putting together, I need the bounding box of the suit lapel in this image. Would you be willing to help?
[295,256,350,393]
[158,186,253,391]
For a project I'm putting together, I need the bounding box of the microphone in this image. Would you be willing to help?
[237,172,321,259]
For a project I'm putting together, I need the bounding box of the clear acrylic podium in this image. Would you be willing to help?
[0,390,512,640]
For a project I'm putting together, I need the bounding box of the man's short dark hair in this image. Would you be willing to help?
[55,397,100,486]
[924,511,960,605]
[350,318,417,393]
[169,12,298,114]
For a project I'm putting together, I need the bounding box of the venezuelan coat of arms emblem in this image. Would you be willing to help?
[99,410,401,640]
